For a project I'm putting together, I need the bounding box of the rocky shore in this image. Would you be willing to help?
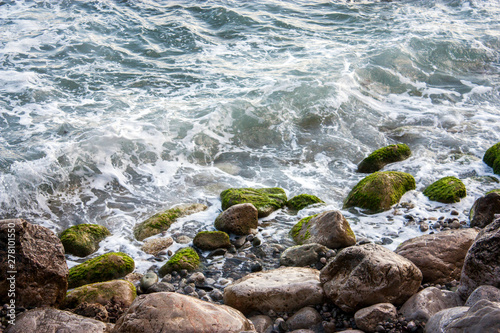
[1,142,500,333]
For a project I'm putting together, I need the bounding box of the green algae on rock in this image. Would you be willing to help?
[158,247,200,277]
[291,215,316,244]
[63,279,136,309]
[423,176,466,203]
[60,224,111,257]
[68,252,135,289]
[483,142,500,175]
[220,187,287,218]
[286,194,324,211]
[357,144,412,173]
[193,231,231,251]
[343,171,416,213]
[134,203,208,241]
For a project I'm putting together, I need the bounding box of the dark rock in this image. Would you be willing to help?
[60,224,110,257]
[215,203,258,235]
[470,192,500,228]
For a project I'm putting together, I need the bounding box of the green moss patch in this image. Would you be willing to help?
[357,144,411,173]
[290,214,317,244]
[68,252,135,289]
[484,142,500,175]
[63,279,136,309]
[220,187,287,218]
[486,189,500,195]
[193,231,231,251]
[423,176,466,203]
[343,171,416,213]
[60,224,111,257]
[158,247,200,277]
[133,203,208,241]
[286,194,324,211]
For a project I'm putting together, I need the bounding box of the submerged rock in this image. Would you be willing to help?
[399,287,463,322]
[280,243,330,267]
[395,229,478,284]
[483,142,500,175]
[193,231,231,250]
[113,292,254,333]
[343,171,416,213]
[423,176,466,203]
[63,280,137,310]
[60,224,111,257]
[214,203,258,235]
[133,203,208,241]
[286,194,324,211]
[357,144,411,173]
[290,210,356,249]
[220,187,287,218]
[223,267,324,315]
[0,219,68,308]
[158,247,200,277]
[68,252,135,289]
[320,244,422,312]
[469,191,500,228]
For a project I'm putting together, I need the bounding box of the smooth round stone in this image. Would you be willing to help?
[140,272,159,291]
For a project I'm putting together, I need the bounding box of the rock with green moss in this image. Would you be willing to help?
[357,144,412,173]
[220,188,287,218]
[158,247,200,277]
[486,189,500,195]
[343,171,416,213]
[193,231,231,251]
[290,210,356,249]
[68,252,135,289]
[134,203,208,241]
[423,176,466,203]
[484,142,500,175]
[63,279,136,309]
[286,194,324,211]
[60,224,111,257]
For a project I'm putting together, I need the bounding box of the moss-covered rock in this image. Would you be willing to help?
[68,252,135,289]
[193,231,231,251]
[158,247,200,277]
[357,144,412,173]
[423,176,466,203]
[60,224,111,257]
[486,189,500,195]
[134,203,208,241]
[290,215,316,244]
[343,171,416,213]
[483,142,500,175]
[286,194,324,211]
[63,279,136,309]
[220,187,287,218]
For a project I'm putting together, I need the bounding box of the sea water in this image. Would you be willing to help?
[1,0,499,271]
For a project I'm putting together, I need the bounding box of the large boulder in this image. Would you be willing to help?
[458,218,500,300]
[286,194,324,211]
[112,292,254,333]
[158,247,200,277]
[357,144,411,173]
[426,300,500,333]
[354,303,398,333]
[68,252,135,289]
[399,287,463,322]
[290,210,356,249]
[224,267,324,315]
[60,224,111,257]
[465,285,500,307]
[220,187,287,218]
[193,231,231,250]
[0,219,68,308]
[280,243,330,267]
[483,142,500,175]
[63,280,136,309]
[5,307,112,333]
[343,171,416,213]
[320,244,422,312]
[214,203,258,235]
[394,229,478,284]
[423,176,466,203]
[469,192,500,228]
[133,203,208,241]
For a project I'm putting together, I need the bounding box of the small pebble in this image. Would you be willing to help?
[252,237,262,247]
[451,210,459,216]
[320,257,327,264]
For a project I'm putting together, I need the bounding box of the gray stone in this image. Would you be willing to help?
[354,303,397,333]
[286,307,322,331]
[320,244,422,312]
[443,300,500,332]
[280,243,330,267]
[470,192,500,228]
[465,285,500,307]
[249,315,273,333]
[224,267,324,315]
[425,307,469,333]
[215,203,259,235]
[140,272,159,291]
[399,287,463,322]
[145,281,175,293]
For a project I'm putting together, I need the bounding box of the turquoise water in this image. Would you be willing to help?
[1,0,499,270]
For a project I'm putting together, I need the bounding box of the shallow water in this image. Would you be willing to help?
[1,0,499,272]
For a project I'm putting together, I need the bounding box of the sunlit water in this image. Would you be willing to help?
[1,0,499,272]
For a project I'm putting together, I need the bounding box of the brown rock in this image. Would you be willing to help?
[214,203,258,235]
[470,192,500,228]
[141,237,173,256]
[286,307,322,331]
[280,243,330,267]
[224,267,324,314]
[465,285,500,306]
[249,315,273,333]
[63,280,137,309]
[458,218,500,300]
[395,228,478,284]
[399,287,463,322]
[320,244,422,312]
[354,303,397,332]
[112,292,254,333]
[0,219,68,308]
